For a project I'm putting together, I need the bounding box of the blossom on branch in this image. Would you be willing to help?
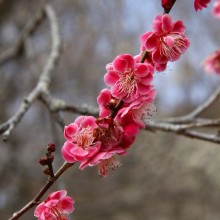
[140,14,190,67]
[116,90,156,128]
[62,53,157,177]
[62,116,101,163]
[194,0,211,11]
[212,0,220,18]
[34,190,74,220]
[104,54,154,103]
[203,49,220,74]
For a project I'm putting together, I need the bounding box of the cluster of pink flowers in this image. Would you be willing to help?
[61,14,190,177]
[34,190,74,220]
[62,53,155,176]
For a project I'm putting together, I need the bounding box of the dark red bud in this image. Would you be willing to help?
[39,157,49,166]
[44,168,51,176]
[161,0,176,13]
[47,143,56,152]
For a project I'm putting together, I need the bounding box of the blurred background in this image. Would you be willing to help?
[1,0,220,219]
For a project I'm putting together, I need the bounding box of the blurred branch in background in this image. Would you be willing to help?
[0,1,45,65]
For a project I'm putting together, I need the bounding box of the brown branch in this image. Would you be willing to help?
[0,1,46,64]
[0,4,61,141]
[9,162,74,220]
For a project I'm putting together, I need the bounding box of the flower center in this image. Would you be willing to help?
[117,69,137,96]
[76,126,95,149]
[160,33,187,60]
[51,207,67,220]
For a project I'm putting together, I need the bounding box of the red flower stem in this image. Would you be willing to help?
[8,162,74,220]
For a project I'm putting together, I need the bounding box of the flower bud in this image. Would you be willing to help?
[161,0,176,13]
[39,157,49,166]
[47,143,56,152]
[44,168,52,176]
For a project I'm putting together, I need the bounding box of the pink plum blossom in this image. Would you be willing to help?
[212,0,220,18]
[116,89,156,128]
[97,87,156,127]
[203,49,220,74]
[34,190,74,220]
[80,118,141,175]
[62,116,101,163]
[140,14,190,65]
[194,0,211,11]
[104,54,154,103]
[78,117,140,175]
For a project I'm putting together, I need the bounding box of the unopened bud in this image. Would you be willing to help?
[47,143,56,152]
[39,157,49,166]
[161,0,176,13]
[44,168,51,176]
